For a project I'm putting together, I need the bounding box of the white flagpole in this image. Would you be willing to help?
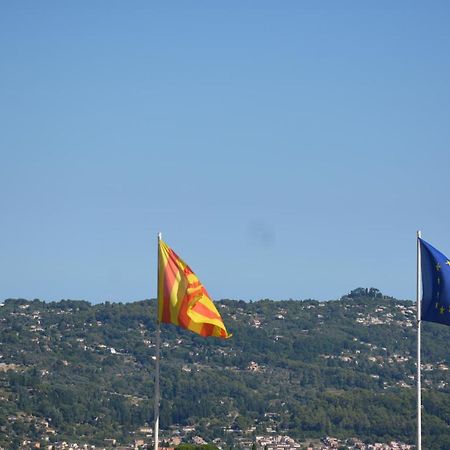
[154,232,162,450]
[416,230,422,450]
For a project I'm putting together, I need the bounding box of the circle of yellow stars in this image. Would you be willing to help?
[434,260,450,314]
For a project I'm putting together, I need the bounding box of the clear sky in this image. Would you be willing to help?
[1,2,450,303]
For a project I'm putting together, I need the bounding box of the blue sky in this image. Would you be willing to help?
[1,2,450,303]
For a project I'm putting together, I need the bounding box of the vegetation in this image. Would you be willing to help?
[1,289,450,448]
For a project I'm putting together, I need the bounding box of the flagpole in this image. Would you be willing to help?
[416,230,422,450]
[154,232,162,450]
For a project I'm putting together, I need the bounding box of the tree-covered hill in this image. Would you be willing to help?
[1,288,450,448]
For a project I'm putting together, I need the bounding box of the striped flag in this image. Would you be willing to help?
[157,239,231,339]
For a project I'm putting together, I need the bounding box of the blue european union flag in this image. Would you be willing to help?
[420,238,450,326]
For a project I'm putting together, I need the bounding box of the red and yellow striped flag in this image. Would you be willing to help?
[157,239,231,339]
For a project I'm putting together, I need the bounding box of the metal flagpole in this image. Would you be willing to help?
[154,232,162,450]
[416,230,422,450]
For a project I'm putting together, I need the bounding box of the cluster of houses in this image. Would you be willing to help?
[15,434,415,450]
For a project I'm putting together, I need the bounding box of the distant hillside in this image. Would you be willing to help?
[1,289,450,449]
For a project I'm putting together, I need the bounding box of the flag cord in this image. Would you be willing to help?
[416,230,422,450]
